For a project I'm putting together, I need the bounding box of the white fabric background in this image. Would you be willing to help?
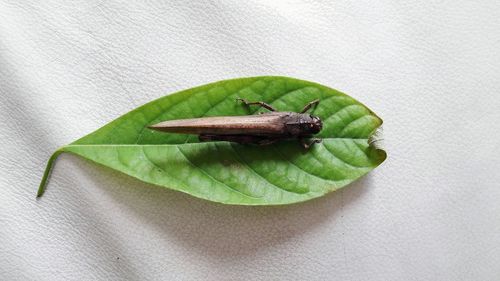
[1,1,499,280]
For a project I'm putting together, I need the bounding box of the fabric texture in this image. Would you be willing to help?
[1,1,500,280]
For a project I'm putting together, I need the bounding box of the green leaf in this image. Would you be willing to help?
[38,76,386,205]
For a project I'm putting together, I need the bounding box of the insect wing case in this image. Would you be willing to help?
[148,112,289,135]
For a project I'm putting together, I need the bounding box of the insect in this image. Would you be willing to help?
[148,98,323,149]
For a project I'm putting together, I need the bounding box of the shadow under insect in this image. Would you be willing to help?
[174,140,313,196]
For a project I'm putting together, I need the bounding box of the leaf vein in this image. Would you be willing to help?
[176,146,261,199]
[321,142,371,169]
[139,147,192,191]
[272,147,339,183]
[227,143,305,195]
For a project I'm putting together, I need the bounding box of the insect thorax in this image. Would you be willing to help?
[284,113,322,136]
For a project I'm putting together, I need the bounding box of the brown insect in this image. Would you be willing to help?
[148,98,323,149]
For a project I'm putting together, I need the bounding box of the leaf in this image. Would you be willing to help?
[38,76,386,205]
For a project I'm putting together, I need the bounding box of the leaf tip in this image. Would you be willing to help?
[36,187,45,199]
[36,149,65,198]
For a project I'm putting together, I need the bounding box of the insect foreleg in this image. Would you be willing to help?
[299,137,322,150]
[300,99,320,113]
[236,98,276,112]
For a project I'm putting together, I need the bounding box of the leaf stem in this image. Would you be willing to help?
[37,148,65,198]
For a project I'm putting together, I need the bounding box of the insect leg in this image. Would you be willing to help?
[256,138,281,146]
[236,98,276,112]
[199,134,246,143]
[300,99,320,113]
[299,137,322,150]
[199,134,278,145]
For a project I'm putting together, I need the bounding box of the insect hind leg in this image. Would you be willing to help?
[199,134,280,145]
[300,99,320,113]
[236,98,276,112]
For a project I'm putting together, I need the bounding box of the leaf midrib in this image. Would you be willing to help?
[68,137,371,147]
